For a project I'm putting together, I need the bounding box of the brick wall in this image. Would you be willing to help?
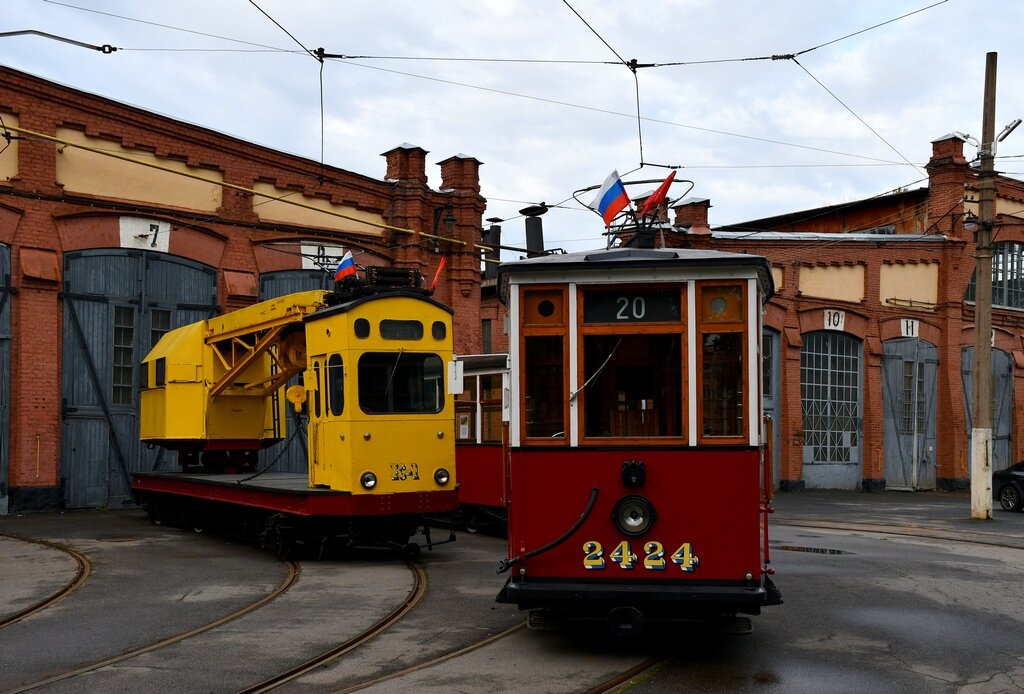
[0,66,485,507]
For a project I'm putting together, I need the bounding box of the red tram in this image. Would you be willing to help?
[494,246,782,634]
[454,353,509,533]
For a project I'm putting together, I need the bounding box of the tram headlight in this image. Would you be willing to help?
[360,472,377,490]
[612,496,655,536]
[434,467,451,486]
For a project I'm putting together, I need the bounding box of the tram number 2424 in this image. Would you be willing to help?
[583,540,700,572]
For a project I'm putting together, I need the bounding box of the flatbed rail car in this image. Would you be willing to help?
[494,247,782,634]
[132,270,458,556]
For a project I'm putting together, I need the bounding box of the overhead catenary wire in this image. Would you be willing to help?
[791,58,924,175]
[27,0,973,238]
[247,0,319,60]
[247,0,328,182]
[35,0,931,172]
[561,0,650,167]
[327,59,904,166]
[43,0,293,52]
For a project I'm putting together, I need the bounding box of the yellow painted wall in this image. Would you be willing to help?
[798,265,864,303]
[0,112,17,182]
[772,265,784,291]
[879,263,938,309]
[965,197,1024,220]
[996,198,1024,219]
[252,181,384,236]
[55,128,222,211]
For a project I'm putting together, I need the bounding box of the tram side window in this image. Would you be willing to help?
[455,377,478,440]
[480,374,503,442]
[455,373,505,442]
[358,352,444,414]
[327,354,344,416]
[698,284,746,440]
[313,361,322,418]
[524,335,565,438]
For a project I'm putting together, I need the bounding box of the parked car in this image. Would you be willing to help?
[994,461,1024,512]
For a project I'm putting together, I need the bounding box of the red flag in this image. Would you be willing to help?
[637,170,677,218]
[430,256,447,292]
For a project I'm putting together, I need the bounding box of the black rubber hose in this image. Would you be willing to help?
[497,486,599,574]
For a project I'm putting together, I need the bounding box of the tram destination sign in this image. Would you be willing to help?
[583,289,681,324]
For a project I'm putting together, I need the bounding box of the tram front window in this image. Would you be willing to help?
[582,334,682,438]
[358,352,444,414]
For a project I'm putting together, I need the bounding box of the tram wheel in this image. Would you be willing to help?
[258,514,293,559]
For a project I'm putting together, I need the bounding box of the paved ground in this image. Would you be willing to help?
[4,490,1022,620]
[4,492,1024,693]
[771,488,1024,548]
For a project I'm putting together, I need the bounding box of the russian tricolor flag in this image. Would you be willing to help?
[590,170,631,226]
[334,251,357,281]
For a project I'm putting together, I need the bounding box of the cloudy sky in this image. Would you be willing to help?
[3,0,1024,256]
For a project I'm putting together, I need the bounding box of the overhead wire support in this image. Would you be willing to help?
[247,0,319,61]
[791,57,924,175]
[43,0,292,52]
[247,0,328,179]
[0,29,117,53]
[792,0,948,57]
[562,0,648,167]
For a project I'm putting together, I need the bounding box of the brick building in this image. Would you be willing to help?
[5,62,1023,509]
[636,135,1024,491]
[0,66,486,512]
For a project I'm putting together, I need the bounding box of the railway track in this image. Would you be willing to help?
[5,558,301,694]
[5,516,1021,693]
[0,531,91,630]
[237,562,429,694]
[0,520,446,694]
[332,622,526,693]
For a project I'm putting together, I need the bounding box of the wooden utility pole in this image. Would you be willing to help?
[970,52,997,520]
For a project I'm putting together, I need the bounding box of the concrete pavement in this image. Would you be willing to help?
[3,490,1024,625]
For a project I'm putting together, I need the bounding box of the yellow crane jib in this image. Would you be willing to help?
[139,290,329,451]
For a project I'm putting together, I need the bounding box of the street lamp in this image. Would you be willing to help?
[432,203,456,253]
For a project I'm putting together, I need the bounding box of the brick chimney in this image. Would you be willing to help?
[437,154,482,194]
[925,134,971,238]
[381,143,428,186]
[673,197,712,234]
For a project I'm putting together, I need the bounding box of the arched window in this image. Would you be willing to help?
[966,241,1024,309]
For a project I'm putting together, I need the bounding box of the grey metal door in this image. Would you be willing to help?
[257,270,331,475]
[61,249,216,508]
[800,331,863,489]
[762,328,781,490]
[882,339,938,490]
[0,245,10,514]
[961,348,1014,473]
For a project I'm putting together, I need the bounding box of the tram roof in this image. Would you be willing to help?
[496,247,774,300]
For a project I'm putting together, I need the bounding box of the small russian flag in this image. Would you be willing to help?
[334,251,357,281]
[589,170,631,226]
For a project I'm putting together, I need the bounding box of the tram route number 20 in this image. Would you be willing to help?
[583,540,699,571]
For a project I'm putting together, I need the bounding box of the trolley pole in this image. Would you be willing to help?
[970,52,997,521]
